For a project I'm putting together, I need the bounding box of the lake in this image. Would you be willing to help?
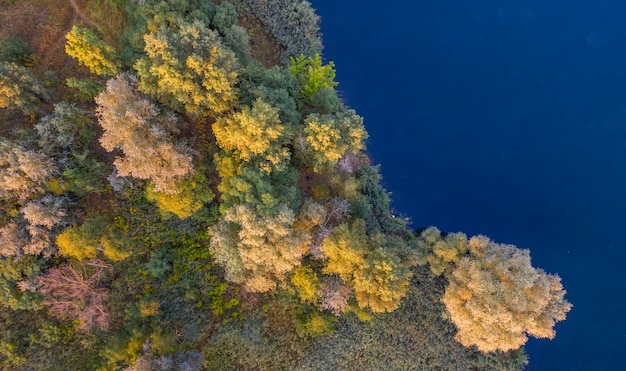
[311,0,626,369]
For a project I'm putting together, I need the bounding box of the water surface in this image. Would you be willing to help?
[312,0,626,369]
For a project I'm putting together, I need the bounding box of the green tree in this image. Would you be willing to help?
[0,62,50,113]
[65,26,120,76]
[214,153,300,214]
[300,110,368,172]
[0,255,42,310]
[289,54,337,101]
[0,37,33,65]
[443,235,572,352]
[96,74,194,194]
[62,150,107,197]
[135,20,239,118]
[65,78,102,102]
[211,1,238,31]
[210,204,310,292]
[35,103,94,154]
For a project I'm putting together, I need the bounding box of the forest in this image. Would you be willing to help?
[0,0,571,369]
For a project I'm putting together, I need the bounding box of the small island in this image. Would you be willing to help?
[0,0,571,369]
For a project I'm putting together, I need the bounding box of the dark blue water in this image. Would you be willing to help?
[312,0,626,369]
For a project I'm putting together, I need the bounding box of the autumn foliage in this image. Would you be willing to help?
[210,204,310,292]
[96,74,194,194]
[442,235,572,352]
[37,260,111,331]
[65,26,120,76]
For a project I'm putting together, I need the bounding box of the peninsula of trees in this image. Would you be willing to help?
[0,0,571,369]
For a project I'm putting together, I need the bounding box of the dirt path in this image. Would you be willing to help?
[37,0,100,71]
[68,0,98,30]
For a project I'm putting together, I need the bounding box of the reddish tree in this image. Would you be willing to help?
[37,260,111,331]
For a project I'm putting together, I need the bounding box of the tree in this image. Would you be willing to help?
[321,220,368,282]
[0,139,57,203]
[321,220,412,313]
[65,26,120,76]
[0,37,34,65]
[416,226,469,276]
[0,222,28,258]
[317,274,352,316]
[210,204,310,292]
[290,265,320,304]
[213,98,291,172]
[214,153,300,214]
[0,62,50,113]
[35,103,94,154]
[65,77,102,102]
[56,225,98,261]
[135,20,239,118]
[442,235,572,352]
[21,195,70,230]
[234,0,322,63]
[145,172,214,219]
[211,1,238,31]
[289,54,337,101]
[37,260,111,331]
[301,110,368,172]
[56,215,129,262]
[62,150,107,197]
[352,245,412,313]
[96,74,194,194]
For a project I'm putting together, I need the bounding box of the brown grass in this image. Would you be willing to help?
[0,0,74,71]
[74,0,127,47]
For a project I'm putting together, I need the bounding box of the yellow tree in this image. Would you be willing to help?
[65,26,120,76]
[213,98,291,172]
[443,235,572,352]
[135,20,239,118]
[301,110,368,172]
[146,172,214,219]
[322,220,412,313]
[56,216,130,262]
[352,245,412,313]
[321,220,368,282]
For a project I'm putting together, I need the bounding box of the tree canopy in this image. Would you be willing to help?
[443,235,572,352]
[96,74,194,194]
[135,20,239,118]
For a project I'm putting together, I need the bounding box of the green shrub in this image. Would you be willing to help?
[66,77,102,102]
[0,37,33,66]
[230,0,322,63]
